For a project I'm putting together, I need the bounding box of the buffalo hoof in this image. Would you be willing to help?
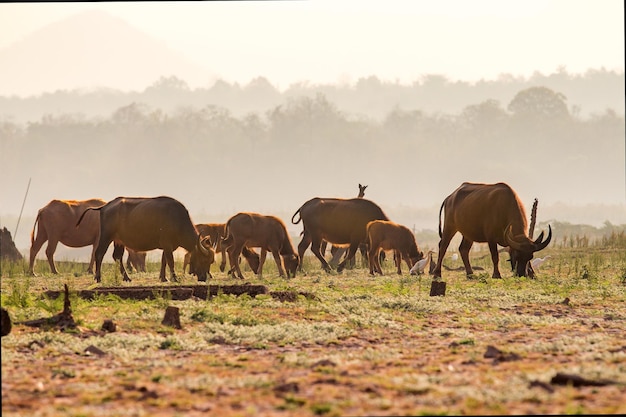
[124,277,132,282]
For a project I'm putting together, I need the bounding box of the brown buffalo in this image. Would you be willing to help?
[325,183,369,268]
[182,223,260,275]
[292,197,389,272]
[366,220,424,275]
[125,249,147,273]
[221,212,299,279]
[29,198,106,275]
[1,227,23,262]
[77,196,215,283]
[432,182,552,279]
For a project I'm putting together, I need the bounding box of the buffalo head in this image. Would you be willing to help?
[188,236,215,281]
[282,254,300,278]
[504,225,552,278]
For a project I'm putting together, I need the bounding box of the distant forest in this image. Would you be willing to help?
[0,68,624,241]
[0,67,623,124]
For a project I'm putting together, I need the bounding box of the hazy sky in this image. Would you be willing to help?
[1,0,623,90]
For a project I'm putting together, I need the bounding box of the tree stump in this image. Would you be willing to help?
[162,306,181,329]
[20,284,77,331]
[101,319,117,333]
[430,280,447,296]
[1,307,11,337]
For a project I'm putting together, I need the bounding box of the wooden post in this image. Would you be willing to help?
[162,306,182,329]
[430,280,446,296]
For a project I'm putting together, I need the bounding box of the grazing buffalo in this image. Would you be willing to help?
[29,198,106,275]
[432,182,552,279]
[76,196,215,283]
[325,183,369,268]
[182,223,260,275]
[125,249,147,273]
[366,220,424,275]
[221,212,299,279]
[292,197,389,272]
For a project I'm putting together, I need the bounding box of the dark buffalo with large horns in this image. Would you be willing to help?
[432,182,551,279]
[292,197,389,272]
[76,196,215,283]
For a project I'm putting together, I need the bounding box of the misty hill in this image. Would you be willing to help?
[0,9,213,98]
[0,9,622,124]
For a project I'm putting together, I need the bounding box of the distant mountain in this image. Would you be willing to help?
[0,9,215,96]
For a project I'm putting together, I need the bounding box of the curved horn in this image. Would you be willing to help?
[504,224,525,251]
[197,235,211,256]
[533,225,552,251]
[532,230,545,246]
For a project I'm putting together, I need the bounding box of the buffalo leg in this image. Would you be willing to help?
[257,248,268,278]
[329,246,346,267]
[228,244,245,279]
[309,236,332,272]
[358,243,368,268]
[182,252,190,274]
[93,232,115,283]
[320,240,328,258]
[337,242,359,273]
[368,246,379,275]
[161,250,177,282]
[219,246,228,272]
[113,244,131,282]
[402,252,414,274]
[488,242,501,278]
[296,233,312,271]
[433,228,456,278]
[28,227,49,275]
[87,243,98,274]
[459,237,474,277]
[395,250,404,275]
[44,239,60,274]
[271,249,287,278]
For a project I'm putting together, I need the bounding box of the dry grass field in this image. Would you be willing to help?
[2,244,626,416]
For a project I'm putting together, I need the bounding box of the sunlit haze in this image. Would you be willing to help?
[0,1,623,93]
[0,1,624,256]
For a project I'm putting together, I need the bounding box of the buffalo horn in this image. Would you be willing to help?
[504,224,525,251]
[197,235,211,256]
[533,225,552,251]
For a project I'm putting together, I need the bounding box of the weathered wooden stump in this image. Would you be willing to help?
[1,307,11,337]
[101,319,117,333]
[21,284,77,330]
[430,280,447,296]
[162,306,181,329]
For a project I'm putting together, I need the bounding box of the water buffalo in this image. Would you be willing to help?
[29,198,106,275]
[292,197,389,272]
[182,223,260,275]
[366,220,424,275]
[76,196,215,283]
[325,183,369,268]
[432,182,552,279]
[221,212,299,279]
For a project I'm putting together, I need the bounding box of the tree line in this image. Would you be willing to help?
[1,81,623,220]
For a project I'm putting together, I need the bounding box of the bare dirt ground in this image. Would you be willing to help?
[2,253,626,416]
